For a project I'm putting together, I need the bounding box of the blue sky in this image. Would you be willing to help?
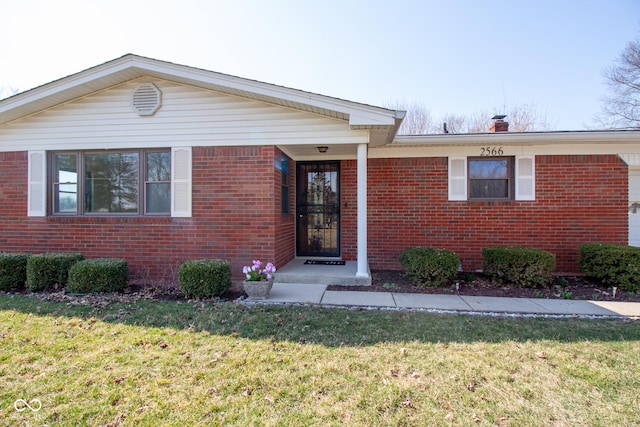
[1,0,639,130]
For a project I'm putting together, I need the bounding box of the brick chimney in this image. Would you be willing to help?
[490,115,509,132]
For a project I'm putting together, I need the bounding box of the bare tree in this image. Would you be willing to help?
[441,112,488,133]
[436,103,555,134]
[600,34,640,128]
[439,113,468,134]
[497,102,556,132]
[0,86,19,100]
[388,99,556,134]
[386,100,439,134]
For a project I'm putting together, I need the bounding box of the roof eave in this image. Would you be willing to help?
[392,130,640,146]
[0,54,401,129]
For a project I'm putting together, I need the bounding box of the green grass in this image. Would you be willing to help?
[1,295,639,426]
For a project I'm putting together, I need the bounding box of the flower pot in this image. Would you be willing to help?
[243,280,274,300]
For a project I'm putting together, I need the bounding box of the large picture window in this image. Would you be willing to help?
[51,150,171,215]
[85,152,139,213]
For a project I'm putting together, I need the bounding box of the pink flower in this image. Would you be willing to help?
[242,259,277,281]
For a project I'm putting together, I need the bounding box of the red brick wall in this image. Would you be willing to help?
[340,160,358,261]
[0,150,629,282]
[0,147,294,285]
[364,155,628,273]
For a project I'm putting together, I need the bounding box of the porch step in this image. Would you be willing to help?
[274,258,372,286]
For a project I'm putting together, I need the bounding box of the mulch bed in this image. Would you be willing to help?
[327,271,640,302]
[7,271,638,304]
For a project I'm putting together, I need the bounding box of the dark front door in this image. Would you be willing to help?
[296,161,340,257]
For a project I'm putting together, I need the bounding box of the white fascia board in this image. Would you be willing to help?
[0,56,136,111]
[393,130,640,146]
[348,112,396,127]
[371,142,640,159]
[0,57,142,125]
[138,59,400,127]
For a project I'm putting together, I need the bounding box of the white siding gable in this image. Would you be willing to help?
[0,79,369,152]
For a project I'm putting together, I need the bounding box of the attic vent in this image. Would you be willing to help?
[132,83,161,116]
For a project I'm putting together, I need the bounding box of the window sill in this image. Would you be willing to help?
[44,216,174,224]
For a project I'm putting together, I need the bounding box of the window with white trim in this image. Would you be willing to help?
[28,148,191,218]
[468,157,513,200]
[50,150,170,215]
[448,155,535,201]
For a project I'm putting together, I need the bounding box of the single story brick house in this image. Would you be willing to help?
[1,54,639,284]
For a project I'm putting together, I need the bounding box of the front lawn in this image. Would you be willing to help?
[1,295,639,426]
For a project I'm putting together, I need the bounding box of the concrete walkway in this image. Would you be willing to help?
[252,283,640,318]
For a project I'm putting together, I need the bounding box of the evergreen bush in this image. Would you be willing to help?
[579,243,640,292]
[178,259,232,299]
[398,247,459,288]
[0,253,30,291]
[26,253,84,292]
[67,258,128,293]
[482,246,555,288]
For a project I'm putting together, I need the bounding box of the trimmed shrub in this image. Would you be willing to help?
[0,253,30,291]
[399,247,460,288]
[26,253,84,292]
[579,243,640,292]
[482,246,555,288]
[67,258,129,293]
[179,259,232,299]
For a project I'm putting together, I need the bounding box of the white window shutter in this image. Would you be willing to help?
[171,147,192,217]
[28,150,46,217]
[448,157,467,201]
[515,155,535,201]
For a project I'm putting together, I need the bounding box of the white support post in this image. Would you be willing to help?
[356,143,369,278]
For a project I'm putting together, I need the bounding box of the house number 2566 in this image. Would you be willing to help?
[480,147,504,156]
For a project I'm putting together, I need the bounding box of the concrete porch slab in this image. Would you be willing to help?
[266,283,327,304]
[275,258,371,285]
[392,293,472,311]
[321,290,395,307]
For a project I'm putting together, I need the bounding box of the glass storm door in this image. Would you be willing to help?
[296,162,340,257]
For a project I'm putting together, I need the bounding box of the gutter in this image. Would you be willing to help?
[384,110,406,145]
[392,130,640,146]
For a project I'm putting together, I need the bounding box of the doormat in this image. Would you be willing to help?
[304,260,346,266]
